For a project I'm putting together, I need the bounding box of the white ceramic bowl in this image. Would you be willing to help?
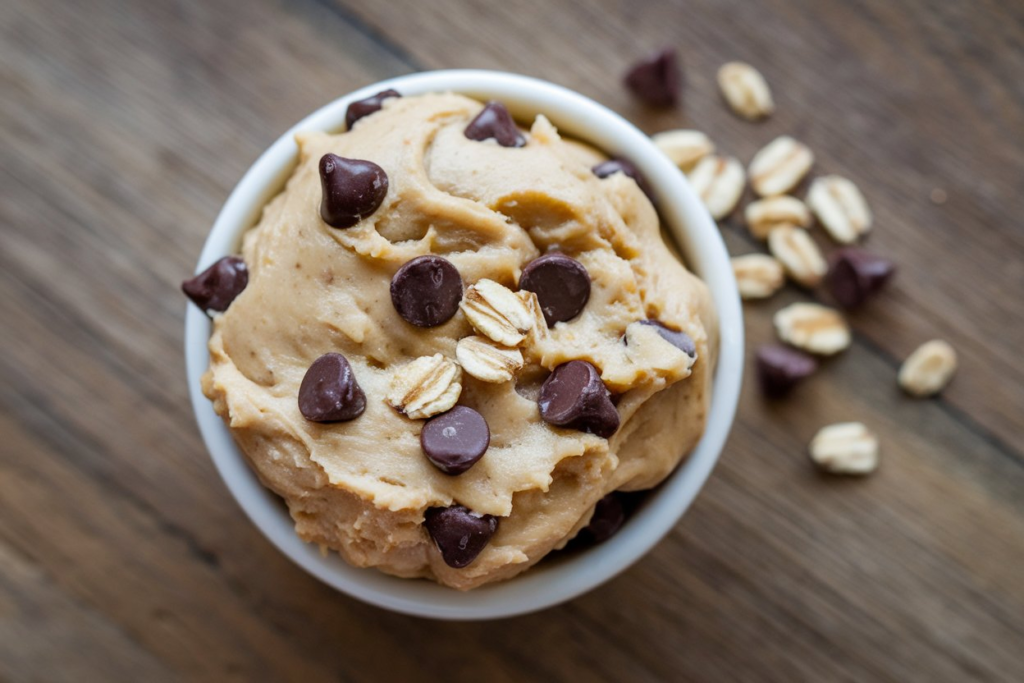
[185,69,743,620]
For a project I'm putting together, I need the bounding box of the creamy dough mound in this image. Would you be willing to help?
[201,93,718,590]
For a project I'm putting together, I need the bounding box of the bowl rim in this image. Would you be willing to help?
[184,69,743,620]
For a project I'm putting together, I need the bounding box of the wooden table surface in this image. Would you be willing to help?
[2,0,1023,680]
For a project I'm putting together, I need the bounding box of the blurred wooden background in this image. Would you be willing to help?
[1,0,1022,680]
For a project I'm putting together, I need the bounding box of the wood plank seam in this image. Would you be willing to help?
[304,0,423,71]
[718,217,1024,468]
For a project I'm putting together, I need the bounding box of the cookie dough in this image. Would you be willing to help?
[200,92,717,590]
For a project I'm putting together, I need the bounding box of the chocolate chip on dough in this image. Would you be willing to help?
[318,153,389,229]
[538,360,619,438]
[624,47,681,107]
[464,101,526,148]
[298,353,367,423]
[345,89,401,129]
[518,253,590,326]
[582,493,626,544]
[637,319,696,357]
[592,157,653,200]
[421,406,490,475]
[826,248,895,309]
[424,504,499,569]
[390,255,463,327]
[181,256,248,314]
[299,352,366,421]
[756,344,817,397]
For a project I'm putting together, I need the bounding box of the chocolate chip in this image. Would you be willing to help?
[421,406,490,475]
[424,504,499,568]
[756,344,818,397]
[563,490,649,551]
[518,253,591,326]
[592,158,653,200]
[538,360,619,438]
[624,47,681,107]
[464,101,526,148]
[319,153,389,229]
[298,353,366,422]
[638,319,696,357]
[390,255,463,327]
[345,89,401,129]
[582,493,626,543]
[181,256,248,314]
[826,248,895,309]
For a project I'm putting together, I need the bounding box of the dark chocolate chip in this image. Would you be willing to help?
[345,89,401,129]
[826,248,896,309]
[756,344,818,397]
[563,490,649,551]
[420,406,490,475]
[592,157,653,201]
[518,253,591,326]
[638,319,696,357]
[464,101,526,148]
[181,256,248,314]
[390,255,463,327]
[624,47,681,107]
[538,360,619,438]
[298,353,366,423]
[318,153,389,229]
[582,493,626,544]
[424,504,499,569]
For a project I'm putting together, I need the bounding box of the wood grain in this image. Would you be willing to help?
[1,0,1022,680]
